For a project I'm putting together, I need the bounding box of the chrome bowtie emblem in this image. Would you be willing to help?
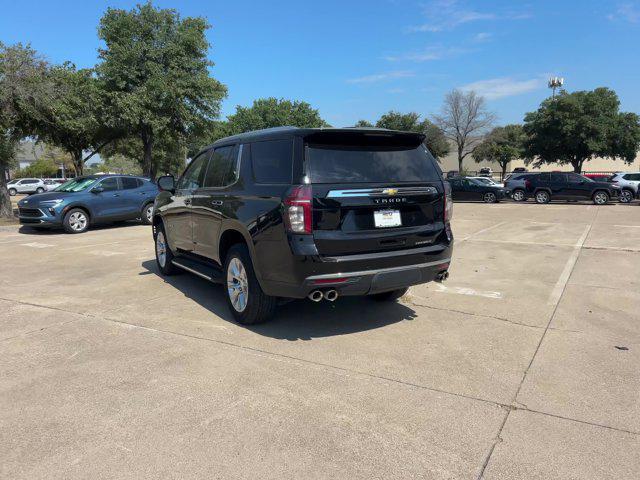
[382,188,398,196]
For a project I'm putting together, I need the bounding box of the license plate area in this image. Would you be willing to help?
[373,209,402,228]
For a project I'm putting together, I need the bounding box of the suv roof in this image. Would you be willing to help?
[210,127,425,148]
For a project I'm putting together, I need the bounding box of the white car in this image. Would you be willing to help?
[43,178,67,191]
[7,178,47,195]
[610,172,640,203]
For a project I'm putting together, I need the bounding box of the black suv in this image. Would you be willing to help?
[152,127,453,324]
[525,172,621,204]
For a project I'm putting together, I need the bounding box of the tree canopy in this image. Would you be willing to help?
[523,87,640,172]
[473,124,525,176]
[96,2,227,178]
[226,97,329,135]
[354,111,450,159]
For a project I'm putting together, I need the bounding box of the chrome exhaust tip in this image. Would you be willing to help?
[324,289,338,302]
[308,290,324,302]
[435,270,449,282]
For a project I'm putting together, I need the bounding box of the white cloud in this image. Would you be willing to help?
[608,3,640,22]
[473,32,493,42]
[346,71,415,84]
[384,45,467,62]
[407,0,530,32]
[460,77,545,100]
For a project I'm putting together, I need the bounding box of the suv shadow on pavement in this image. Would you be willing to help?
[17,221,143,235]
[141,260,418,341]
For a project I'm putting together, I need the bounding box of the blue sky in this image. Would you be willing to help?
[1,0,639,127]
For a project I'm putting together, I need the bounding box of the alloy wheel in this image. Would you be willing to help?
[156,231,167,267]
[484,192,496,203]
[619,190,633,203]
[512,190,525,201]
[594,192,608,205]
[227,257,249,313]
[146,205,154,222]
[536,191,549,204]
[69,211,87,232]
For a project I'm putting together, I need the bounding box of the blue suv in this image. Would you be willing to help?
[17,175,158,233]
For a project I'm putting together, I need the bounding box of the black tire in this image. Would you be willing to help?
[512,189,526,202]
[483,192,497,203]
[592,190,609,205]
[63,208,90,234]
[619,189,634,203]
[224,244,277,325]
[141,202,154,225]
[8,188,17,196]
[154,222,179,275]
[535,190,550,204]
[36,187,45,193]
[371,287,409,302]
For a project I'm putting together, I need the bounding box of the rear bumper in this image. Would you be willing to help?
[260,239,453,299]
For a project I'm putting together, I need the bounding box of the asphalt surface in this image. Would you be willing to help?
[1,200,639,479]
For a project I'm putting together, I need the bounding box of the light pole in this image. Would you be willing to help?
[548,77,564,99]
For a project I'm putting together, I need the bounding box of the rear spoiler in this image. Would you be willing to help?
[303,130,425,148]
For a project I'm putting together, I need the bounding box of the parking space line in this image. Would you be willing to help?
[546,224,592,306]
[460,221,507,242]
[60,241,125,251]
[470,238,575,248]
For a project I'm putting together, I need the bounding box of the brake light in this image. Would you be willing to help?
[524,179,531,189]
[444,183,453,223]
[284,185,312,234]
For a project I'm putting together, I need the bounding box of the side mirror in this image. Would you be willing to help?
[157,175,175,192]
[91,187,104,194]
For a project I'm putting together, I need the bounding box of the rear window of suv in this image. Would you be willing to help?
[250,140,293,184]
[306,144,441,184]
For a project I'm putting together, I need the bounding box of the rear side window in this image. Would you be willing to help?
[306,145,440,184]
[250,140,293,184]
[99,177,119,192]
[121,177,142,189]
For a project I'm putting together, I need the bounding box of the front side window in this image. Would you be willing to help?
[177,151,209,190]
[98,177,119,192]
[203,145,237,188]
[251,140,293,184]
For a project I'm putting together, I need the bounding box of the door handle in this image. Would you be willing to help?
[211,200,224,206]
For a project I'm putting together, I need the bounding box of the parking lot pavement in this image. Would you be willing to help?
[1,202,639,479]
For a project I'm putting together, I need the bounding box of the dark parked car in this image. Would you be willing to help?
[17,175,158,233]
[152,127,453,324]
[448,176,510,203]
[524,172,621,204]
[504,173,535,201]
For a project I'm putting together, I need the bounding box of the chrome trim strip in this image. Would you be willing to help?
[305,257,451,281]
[171,260,213,281]
[326,186,438,198]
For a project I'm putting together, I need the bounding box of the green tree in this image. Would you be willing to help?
[374,111,450,159]
[37,64,115,175]
[227,97,329,134]
[353,120,373,128]
[473,124,526,177]
[96,2,227,179]
[434,90,496,171]
[523,87,640,172]
[91,154,143,175]
[0,42,52,217]
[17,157,59,178]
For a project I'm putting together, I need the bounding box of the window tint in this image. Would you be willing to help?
[549,173,566,183]
[251,139,293,184]
[307,144,440,183]
[177,151,209,190]
[99,177,119,192]
[203,145,237,188]
[567,173,584,183]
[121,177,141,190]
[623,173,640,181]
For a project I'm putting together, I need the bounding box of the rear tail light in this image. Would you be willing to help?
[284,185,312,234]
[444,182,453,223]
[524,179,531,189]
